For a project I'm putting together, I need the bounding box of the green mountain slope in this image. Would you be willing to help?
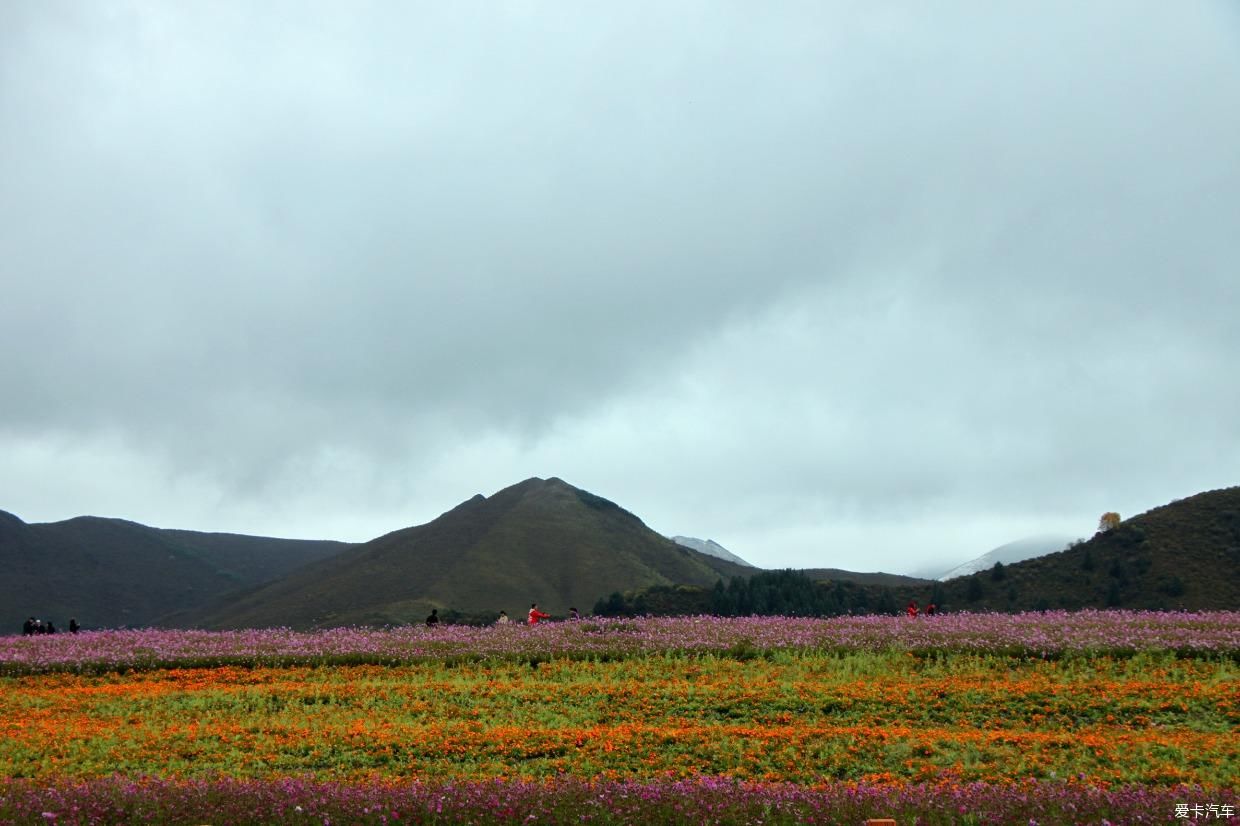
[902,486,1240,612]
[598,487,1240,617]
[188,477,729,629]
[0,510,352,630]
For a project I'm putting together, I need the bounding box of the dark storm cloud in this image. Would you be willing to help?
[2,2,1238,570]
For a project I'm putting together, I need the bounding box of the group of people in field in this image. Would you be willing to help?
[499,603,579,625]
[423,603,581,628]
[423,601,936,627]
[521,603,580,624]
[21,616,80,635]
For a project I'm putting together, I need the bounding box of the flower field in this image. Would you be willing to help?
[2,611,1237,676]
[1,612,1236,824]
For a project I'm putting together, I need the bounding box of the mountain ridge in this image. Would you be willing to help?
[0,510,353,629]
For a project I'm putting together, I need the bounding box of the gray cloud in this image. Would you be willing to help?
[3,1,1238,572]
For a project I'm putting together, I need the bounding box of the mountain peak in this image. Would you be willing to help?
[510,476,573,491]
[937,535,1074,581]
[0,509,27,534]
[671,536,755,568]
[185,478,722,628]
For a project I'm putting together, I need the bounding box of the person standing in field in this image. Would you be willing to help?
[528,603,550,626]
[906,600,919,618]
[425,609,440,627]
[496,610,510,625]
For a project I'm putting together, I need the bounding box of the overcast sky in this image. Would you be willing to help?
[3,2,1238,576]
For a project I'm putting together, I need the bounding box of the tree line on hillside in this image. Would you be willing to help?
[593,570,915,618]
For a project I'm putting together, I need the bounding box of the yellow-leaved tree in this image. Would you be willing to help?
[1098,512,1121,532]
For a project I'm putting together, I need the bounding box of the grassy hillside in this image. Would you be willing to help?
[187,478,729,629]
[894,486,1240,613]
[0,510,351,631]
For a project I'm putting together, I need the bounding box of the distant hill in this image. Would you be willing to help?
[0,510,352,630]
[666,535,929,588]
[184,478,731,629]
[936,535,1076,581]
[799,568,933,587]
[670,536,755,567]
[895,487,1240,612]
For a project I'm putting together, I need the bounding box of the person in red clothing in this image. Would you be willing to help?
[528,603,551,625]
[906,600,919,618]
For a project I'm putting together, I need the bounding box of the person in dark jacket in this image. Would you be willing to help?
[425,609,440,627]
[69,618,80,633]
[22,617,35,636]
